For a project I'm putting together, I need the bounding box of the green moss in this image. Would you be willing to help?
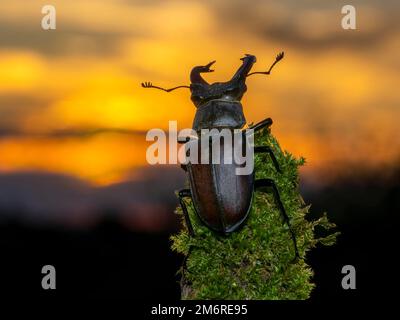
[170,127,339,300]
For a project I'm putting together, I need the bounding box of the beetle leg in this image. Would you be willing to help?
[255,179,300,260]
[177,189,195,236]
[248,117,273,132]
[254,146,282,173]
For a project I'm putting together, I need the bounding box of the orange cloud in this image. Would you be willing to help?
[0,133,149,185]
[0,0,399,186]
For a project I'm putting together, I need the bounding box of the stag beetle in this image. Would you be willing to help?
[142,52,299,258]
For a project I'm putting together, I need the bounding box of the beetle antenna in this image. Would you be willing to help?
[246,51,284,77]
[141,82,190,92]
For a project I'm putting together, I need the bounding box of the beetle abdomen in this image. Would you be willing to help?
[188,163,253,233]
[187,132,254,234]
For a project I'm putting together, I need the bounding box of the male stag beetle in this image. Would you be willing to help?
[142,52,299,258]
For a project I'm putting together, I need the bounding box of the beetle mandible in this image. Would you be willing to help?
[142,52,299,258]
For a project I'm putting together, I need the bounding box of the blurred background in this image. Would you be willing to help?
[0,0,398,301]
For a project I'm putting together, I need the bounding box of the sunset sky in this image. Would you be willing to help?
[0,0,399,191]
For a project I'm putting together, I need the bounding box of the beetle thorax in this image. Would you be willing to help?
[190,81,247,108]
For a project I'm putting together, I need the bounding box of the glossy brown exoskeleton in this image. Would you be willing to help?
[142,52,298,258]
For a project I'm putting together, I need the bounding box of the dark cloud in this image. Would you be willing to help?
[120,0,165,6]
[0,20,136,57]
[1,0,398,57]
[0,127,148,138]
[0,94,54,132]
[207,0,400,50]
[0,166,185,229]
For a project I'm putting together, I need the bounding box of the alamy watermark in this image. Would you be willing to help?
[146,121,255,175]
[341,5,356,30]
[341,265,356,290]
[41,265,56,290]
[41,5,56,30]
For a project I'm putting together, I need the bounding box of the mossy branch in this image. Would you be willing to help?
[171,128,339,300]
